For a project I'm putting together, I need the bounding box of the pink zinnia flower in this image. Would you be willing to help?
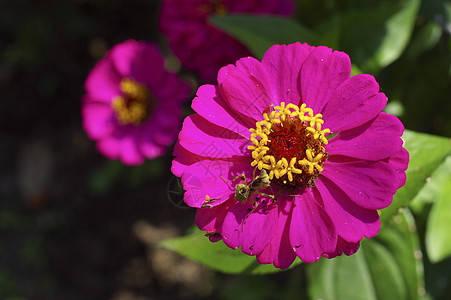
[159,0,295,82]
[82,40,190,165]
[172,43,409,269]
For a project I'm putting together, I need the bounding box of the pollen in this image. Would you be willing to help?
[199,0,228,16]
[248,102,330,189]
[112,78,153,126]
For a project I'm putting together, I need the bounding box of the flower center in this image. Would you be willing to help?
[199,0,228,16]
[248,102,330,189]
[112,78,153,126]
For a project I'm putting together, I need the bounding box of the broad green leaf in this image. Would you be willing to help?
[405,21,442,60]
[425,156,451,263]
[337,0,420,74]
[377,210,425,300]
[410,155,451,213]
[210,14,317,59]
[379,130,451,224]
[308,210,424,300]
[160,227,301,274]
[308,248,377,300]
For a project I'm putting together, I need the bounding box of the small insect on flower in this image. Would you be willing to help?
[205,231,221,238]
[201,195,220,208]
[223,169,275,205]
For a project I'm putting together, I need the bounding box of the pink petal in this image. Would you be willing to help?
[301,46,351,114]
[261,42,311,105]
[96,136,121,160]
[118,134,145,165]
[240,202,279,256]
[84,57,121,102]
[322,158,397,210]
[192,84,253,138]
[219,57,272,122]
[385,147,409,189]
[217,64,237,84]
[289,190,337,263]
[152,71,190,103]
[178,114,249,159]
[141,105,181,149]
[321,74,387,133]
[222,202,254,250]
[110,40,166,90]
[171,142,201,177]
[138,138,165,160]
[316,177,380,243]
[81,99,116,140]
[327,112,404,161]
[323,236,360,259]
[256,198,296,269]
[195,196,236,233]
[180,158,253,208]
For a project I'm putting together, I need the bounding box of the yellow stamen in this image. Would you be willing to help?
[112,78,151,126]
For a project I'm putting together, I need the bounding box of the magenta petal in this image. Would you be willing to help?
[322,74,387,132]
[138,139,165,159]
[316,178,380,242]
[241,202,278,256]
[152,71,190,102]
[323,236,360,259]
[327,113,404,161]
[195,197,236,233]
[180,159,252,208]
[386,148,409,189]
[84,58,121,101]
[171,143,200,177]
[217,64,236,84]
[96,136,121,160]
[178,114,249,159]
[256,198,296,269]
[222,202,253,250]
[220,57,272,122]
[119,135,144,165]
[261,43,311,105]
[82,100,116,140]
[110,40,165,89]
[192,84,254,137]
[301,46,351,114]
[289,190,337,263]
[146,106,181,147]
[323,159,397,210]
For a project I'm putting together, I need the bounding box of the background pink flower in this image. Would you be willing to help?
[172,42,409,269]
[82,40,191,165]
[159,0,295,82]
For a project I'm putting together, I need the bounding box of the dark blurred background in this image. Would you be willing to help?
[1,0,451,299]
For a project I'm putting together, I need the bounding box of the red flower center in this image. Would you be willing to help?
[248,102,330,190]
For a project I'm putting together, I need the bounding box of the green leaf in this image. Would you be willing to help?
[377,210,425,300]
[405,21,443,60]
[379,130,451,224]
[210,14,317,59]
[159,227,301,274]
[337,0,420,74]
[425,156,451,263]
[308,209,424,300]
